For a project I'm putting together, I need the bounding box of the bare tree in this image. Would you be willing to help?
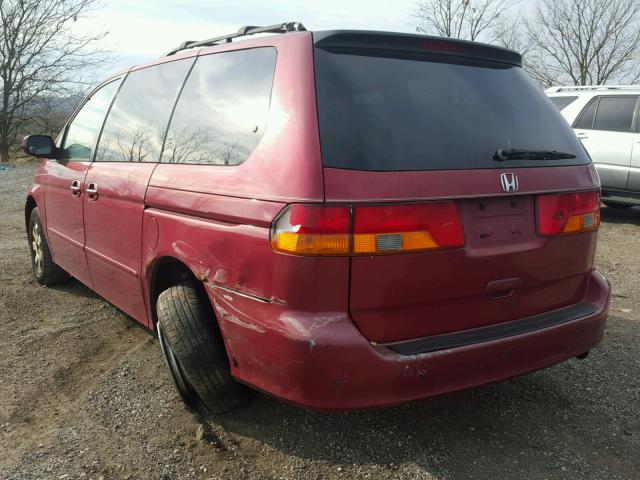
[413,0,517,42]
[163,126,214,164]
[527,0,640,85]
[0,0,109,162]
[493,14,562,87]
[218,141,240,166]
[27,91,82,137]
[114,123,153,162]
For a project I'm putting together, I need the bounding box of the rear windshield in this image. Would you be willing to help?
[314,49,589,171]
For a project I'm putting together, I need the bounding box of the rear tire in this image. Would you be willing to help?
[28,208,69,286]
[156,279,251,414]
[603,201,632,209]
[157,319,198,406]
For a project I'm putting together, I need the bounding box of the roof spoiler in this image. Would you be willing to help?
[313,31,522,67]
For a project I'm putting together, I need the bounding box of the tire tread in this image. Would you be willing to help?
[156,279,250,414]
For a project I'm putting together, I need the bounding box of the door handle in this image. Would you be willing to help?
[70,180,81,197]
[86,182,98,200]
[485,277,522,300]
[576,133,589,139]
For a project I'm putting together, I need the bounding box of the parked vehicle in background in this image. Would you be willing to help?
[22,23,609,413]
[546,85,640,208]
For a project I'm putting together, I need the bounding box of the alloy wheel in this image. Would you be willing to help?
[31,221,44,277]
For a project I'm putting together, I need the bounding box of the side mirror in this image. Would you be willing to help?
[22,135,58,159]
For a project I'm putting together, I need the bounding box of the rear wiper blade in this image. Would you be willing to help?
[494,148,576,162]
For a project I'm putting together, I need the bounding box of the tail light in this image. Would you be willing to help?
[536,190,600,236]
[270,204,351,255]
[353,203,464,254]
[271,202,464,256]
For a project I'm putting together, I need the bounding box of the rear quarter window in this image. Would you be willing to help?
[161,47,277,165]
[548,96,578,111]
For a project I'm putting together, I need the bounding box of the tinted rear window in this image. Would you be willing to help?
[549,96,578,111]
[314,49,588,171]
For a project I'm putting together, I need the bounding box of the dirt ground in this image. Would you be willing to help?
[1,162,638,480]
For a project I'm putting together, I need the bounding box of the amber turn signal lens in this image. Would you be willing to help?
[272,231,350,255]
[352,231,439,254]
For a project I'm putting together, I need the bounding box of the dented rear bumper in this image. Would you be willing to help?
[207,270,609,410]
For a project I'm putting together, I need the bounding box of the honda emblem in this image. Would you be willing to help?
[500,173,518,192]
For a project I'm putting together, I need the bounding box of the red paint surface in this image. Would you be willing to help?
[42,160,93,288]
[83,162,156,324]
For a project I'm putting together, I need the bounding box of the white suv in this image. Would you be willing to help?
[546,85,640,208]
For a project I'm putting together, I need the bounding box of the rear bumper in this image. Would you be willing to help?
[208,270,610,410]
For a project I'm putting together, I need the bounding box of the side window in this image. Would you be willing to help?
[161,47,277,165]
[61,80,121,161]
[573,98,598,130]
[549,96,578,111]
[95,58,194,162]
[592,96,637,133]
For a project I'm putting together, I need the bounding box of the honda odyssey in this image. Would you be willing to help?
[23,23,610,412]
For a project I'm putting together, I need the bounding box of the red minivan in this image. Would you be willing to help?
[23,23,610,412]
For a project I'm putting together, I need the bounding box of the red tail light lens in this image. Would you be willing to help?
[536,190,601,236]
[271,202,465,256]
[271,204,351,255]
[353,202,464,254]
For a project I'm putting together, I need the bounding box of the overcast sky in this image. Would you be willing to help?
[76,0,422,74]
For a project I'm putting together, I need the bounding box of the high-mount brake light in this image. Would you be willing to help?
[419,39,464,53]
[536,190,601,236]
[270,202,465,256]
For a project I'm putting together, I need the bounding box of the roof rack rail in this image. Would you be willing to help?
[164,22,307,56]
[545,85,639,93]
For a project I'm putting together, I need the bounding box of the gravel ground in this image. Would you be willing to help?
[1,162,639,480]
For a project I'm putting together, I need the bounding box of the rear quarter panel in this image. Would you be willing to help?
[142,32,349,328]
